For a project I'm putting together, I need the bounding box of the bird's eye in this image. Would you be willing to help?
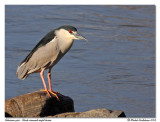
[69,30,72,33]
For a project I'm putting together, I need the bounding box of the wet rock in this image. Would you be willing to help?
[5,91,74,117]
[52,108,126,118]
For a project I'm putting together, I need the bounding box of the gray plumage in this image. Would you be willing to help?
[17,25,87,80]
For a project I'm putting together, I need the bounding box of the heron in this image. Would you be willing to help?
[17,25,88,100]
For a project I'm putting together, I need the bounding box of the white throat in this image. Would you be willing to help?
[55,29,74,54]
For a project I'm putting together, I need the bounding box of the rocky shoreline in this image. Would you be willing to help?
[51,108,126,118]
[5,91,126,117]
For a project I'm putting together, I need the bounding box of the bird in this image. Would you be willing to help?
[17,25,88,101]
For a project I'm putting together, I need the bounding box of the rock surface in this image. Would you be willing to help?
[5,91,74,117]
[52,108,126,118]
[5,91,126,118]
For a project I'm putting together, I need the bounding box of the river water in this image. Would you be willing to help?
[5,5,155,117]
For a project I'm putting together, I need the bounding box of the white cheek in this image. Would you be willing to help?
[71,32,77,39]
[71,34,76,39]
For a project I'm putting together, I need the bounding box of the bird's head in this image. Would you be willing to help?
[56,25,88,42]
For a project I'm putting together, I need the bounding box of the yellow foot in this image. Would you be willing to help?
[40,89,51,97]
[40,89,60,101]
[49,90,60,101]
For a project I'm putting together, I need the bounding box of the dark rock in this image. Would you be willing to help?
[5,91,126,118]
[5,91,74,117]
[52,108,126,118]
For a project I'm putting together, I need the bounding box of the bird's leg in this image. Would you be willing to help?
[47,69,60,101]
[40,69,51,97]
[48,69,59,93]
[48,69,52,91]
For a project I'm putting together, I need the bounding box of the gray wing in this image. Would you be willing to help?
[20,30,56,65]
[19,30,56,65]
[17,38,60,80]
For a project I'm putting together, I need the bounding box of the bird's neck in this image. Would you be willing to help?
[58,37,74,54]
[55,29,74,54]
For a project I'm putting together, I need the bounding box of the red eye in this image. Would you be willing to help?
[69,30,72,33]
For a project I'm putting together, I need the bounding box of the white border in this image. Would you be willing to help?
[3,0,157,5]
[1,0,158,122]
[0,1,5,121]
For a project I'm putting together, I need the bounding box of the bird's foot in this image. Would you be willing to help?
[50,90,59,94]
[49,90,60,101]
[40,89,60,101]
[40,89,51,97]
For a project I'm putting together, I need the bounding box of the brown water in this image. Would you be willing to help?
[5,5,155,117]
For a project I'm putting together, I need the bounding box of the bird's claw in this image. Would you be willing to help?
[49,91,60,101]
[40,89,60,101]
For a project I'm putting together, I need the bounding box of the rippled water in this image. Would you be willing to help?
[5,5,155,117]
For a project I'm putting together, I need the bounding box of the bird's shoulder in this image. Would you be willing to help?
[34,30,56,50]
[20,30,56,64]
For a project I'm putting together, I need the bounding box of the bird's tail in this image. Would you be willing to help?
[16,62,29,80]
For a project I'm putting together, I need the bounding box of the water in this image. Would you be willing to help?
[5,5,155,117]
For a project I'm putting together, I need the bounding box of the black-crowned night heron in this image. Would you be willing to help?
[17,25,88,100]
